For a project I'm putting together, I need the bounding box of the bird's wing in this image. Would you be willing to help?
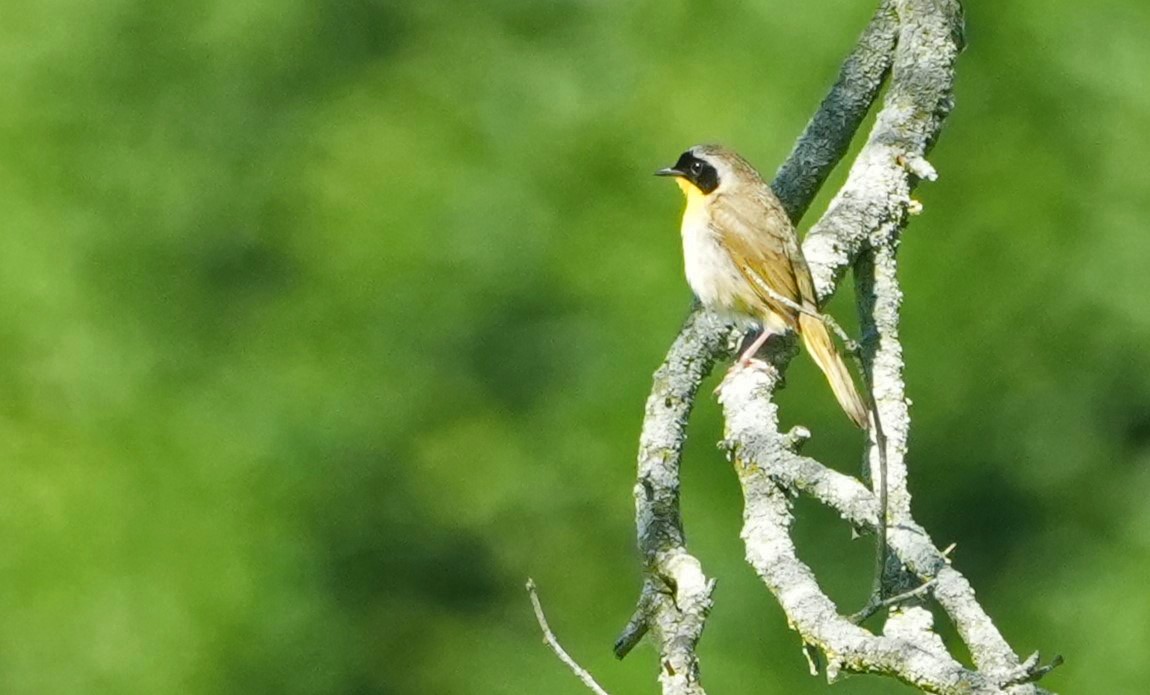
[710,187,818,324]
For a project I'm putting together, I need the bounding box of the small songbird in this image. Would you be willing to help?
[657,144,868,428]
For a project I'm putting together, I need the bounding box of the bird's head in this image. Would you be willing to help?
[656,144,761,199]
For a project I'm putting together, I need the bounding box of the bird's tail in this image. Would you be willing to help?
[798,313,868,429]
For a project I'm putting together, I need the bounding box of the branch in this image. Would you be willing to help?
[613,1,1060,694]
[721,368,1044,693]
[713,0,1060,691]
[527,579,612,695]
[614,5,900,690]
[612,307,725,695]
[726,379,998,690]
[720,373,1061,692]
[772,0,899,223]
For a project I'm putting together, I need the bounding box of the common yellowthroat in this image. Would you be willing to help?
[657,144,868,428]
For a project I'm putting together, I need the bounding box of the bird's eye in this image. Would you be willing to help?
[690,161,703,174]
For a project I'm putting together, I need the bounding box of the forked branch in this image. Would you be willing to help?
[533,1,1062,693]
[611,8,902,693]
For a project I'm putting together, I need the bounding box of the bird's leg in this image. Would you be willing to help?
[715,329,775,395]
[735,328,773,368]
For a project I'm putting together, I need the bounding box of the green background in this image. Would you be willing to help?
[3,0,1147,692]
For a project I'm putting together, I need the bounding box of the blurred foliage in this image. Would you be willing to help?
[1,0,1148,692]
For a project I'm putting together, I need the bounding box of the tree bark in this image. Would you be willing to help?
[607,1,1063,693]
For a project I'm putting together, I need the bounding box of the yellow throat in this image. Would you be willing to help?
[675,177,708,220]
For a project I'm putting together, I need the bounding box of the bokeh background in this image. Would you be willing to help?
[3,0,1148,692]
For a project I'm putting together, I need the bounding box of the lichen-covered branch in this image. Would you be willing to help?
[612,307,726,695]
[604,1,1061,694]
[720,366,974,693]
[772,0,899,223]
[712,0,1058,692]
[613,4,902,692]
[720,366,1051,693]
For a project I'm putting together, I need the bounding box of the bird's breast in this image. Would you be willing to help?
[679,200,758,325]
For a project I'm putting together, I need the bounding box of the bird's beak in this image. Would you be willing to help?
[655,167,683,177]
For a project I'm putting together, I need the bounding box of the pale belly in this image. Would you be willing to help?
[681,214,764,329]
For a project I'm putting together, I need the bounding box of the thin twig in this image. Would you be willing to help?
[612,588,652,660]
[526,579,612,695]
[1001,654,1064,688]
[850,578,938,625]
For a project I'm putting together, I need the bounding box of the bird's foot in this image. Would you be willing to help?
[733,355,769,372]
[714,357,769,395]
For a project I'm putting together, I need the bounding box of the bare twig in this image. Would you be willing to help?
[1001,654,1065,688]
[526,579,612,695]
[850,579,937,625]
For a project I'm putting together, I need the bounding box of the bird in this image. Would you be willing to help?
[657,144,868,428]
